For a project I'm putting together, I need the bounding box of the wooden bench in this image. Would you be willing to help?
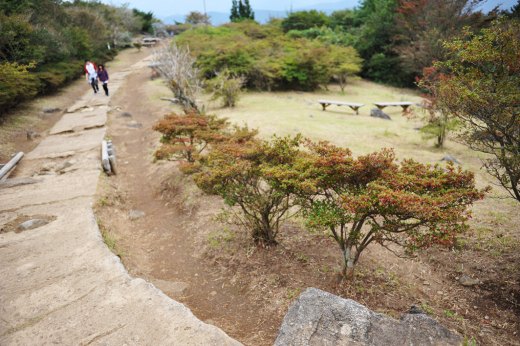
[373,102,414,113]
[318,100,364,115]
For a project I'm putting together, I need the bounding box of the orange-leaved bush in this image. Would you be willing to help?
[194,135,301,245]
[263,139,487,278]
[153,111,228,164]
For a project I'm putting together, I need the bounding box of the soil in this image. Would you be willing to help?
[3,47,519,346]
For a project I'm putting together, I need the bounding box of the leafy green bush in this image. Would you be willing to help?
[0,62,40,115]
[281,10,330,32]
[206,70,245,107]
[175,21,362,91]
[35,60,82,93]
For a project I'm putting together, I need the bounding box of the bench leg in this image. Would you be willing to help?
[376,105,386,110]
[321,103,330,111]
[401,105,411,114]
[350,106,360,115]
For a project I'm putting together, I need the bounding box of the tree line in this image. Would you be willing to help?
[181,0,518,89]
[0,0,156,116]
[174,21,362,92]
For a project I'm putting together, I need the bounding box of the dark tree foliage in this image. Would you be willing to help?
[230,0,255,22]
[230,0,239,21]
[503,0,520,18]
[329,9,358,30]
[133,9,155,33]
[281,10,330,32]
[352,0,412,86]
[395,0,493,81]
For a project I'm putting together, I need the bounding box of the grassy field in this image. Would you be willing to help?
[208,80,496,186]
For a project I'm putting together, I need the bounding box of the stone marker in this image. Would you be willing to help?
[275,287,462,346]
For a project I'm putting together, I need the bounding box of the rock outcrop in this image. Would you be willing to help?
[275,287,462,346]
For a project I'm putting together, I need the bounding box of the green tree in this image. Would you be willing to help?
[206,70,246,107]
[353,0,411,85]
[133,9,155,33]
[435,19,520,201]
[0,12,44,64]
[230,0,239,22]
[281,10,330,32]
[230,0,254,22]
[185,11,210,25]
[329,9,358,30]
[241,0,254,21]
[327,45,362,92]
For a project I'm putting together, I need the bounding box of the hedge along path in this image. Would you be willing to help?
[0,54,240,345]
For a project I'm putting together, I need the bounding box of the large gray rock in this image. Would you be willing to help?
[275,288,462,346]
[370,108,392,120]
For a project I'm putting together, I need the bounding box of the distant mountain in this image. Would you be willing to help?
[298,1,359,11]
[161,1,358,25]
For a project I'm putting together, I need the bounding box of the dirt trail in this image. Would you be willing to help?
[96,61,278,345]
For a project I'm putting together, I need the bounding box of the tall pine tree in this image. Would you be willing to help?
[230,0,239,21]
[230,0,255,22]
[242,0,255,20]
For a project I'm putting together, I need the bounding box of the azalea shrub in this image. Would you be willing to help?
[155,111,486,275]
[194,136,301,245]
[153,111,228,163]
[264,139,487,277]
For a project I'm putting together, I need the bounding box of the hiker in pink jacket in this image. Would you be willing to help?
[97,64,109,96]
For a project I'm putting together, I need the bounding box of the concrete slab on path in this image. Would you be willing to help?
[0,169,100,211]
[50,106,108,135]
[67,94,110,113]
[0,202,240,345]
[26,127,106,160]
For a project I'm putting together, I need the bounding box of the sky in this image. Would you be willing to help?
[98,0,516,16]
[100,0,357,15]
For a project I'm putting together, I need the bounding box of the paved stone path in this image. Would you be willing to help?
[0,59,240,345]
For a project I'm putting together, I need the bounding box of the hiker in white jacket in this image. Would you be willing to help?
[84,60,100,94]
